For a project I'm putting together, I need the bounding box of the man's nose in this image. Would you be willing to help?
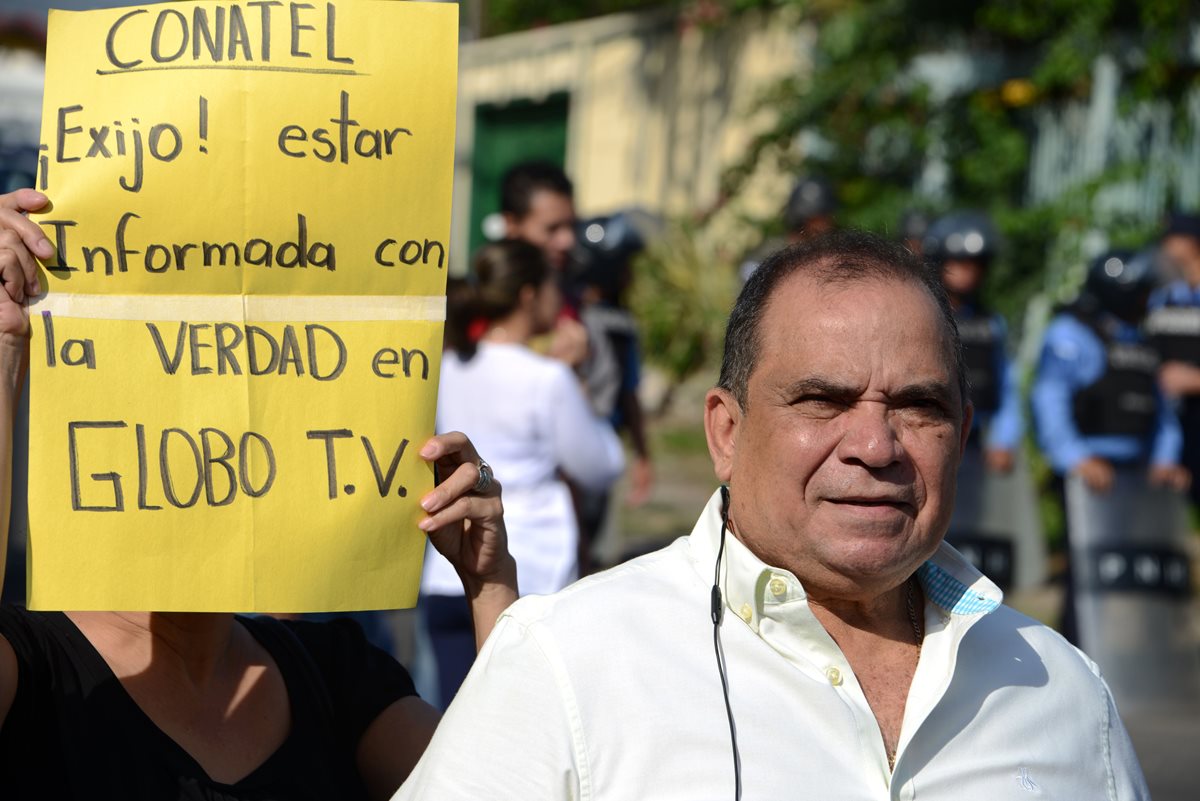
[835,403,903,469]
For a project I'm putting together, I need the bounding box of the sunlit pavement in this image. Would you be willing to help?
[1123,712,1199,801]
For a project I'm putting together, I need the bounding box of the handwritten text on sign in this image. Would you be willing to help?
[27,0,458,613]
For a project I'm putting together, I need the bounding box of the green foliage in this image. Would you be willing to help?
[709,0,1200,549]
[629,220,738,384]
[722,0,1200,319]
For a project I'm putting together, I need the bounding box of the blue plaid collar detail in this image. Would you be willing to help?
[917,544,1002,615]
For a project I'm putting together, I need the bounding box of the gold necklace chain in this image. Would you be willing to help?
[888,577,924,773]
[906,576,925,646]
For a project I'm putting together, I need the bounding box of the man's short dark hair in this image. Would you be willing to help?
[717,229,968,413]
[501,161,574,219]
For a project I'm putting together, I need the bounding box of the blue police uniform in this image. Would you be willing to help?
[1032,311,1181,473]
[1033,306,1181,644]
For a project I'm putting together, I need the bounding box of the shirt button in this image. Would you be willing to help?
[825,666,843,686]
[768,577,787,597]
[739,603,753,623]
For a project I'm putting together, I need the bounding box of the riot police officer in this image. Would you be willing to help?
[924,212,1022,470]
[1032,248,1189,642]
[782,175,837,239]
[739,175,837,283]
[1146,214,1200,507]
[923,212,1039,590]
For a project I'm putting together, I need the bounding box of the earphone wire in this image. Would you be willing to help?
[712,485,742,800]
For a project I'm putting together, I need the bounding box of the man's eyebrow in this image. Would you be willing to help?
[888,380,957,406]
[783,377,862,399]
[783,377,957,406]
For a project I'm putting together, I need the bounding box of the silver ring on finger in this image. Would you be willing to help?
[473,459,494,494]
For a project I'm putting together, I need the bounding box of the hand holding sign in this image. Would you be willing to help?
[418,431,517,648]
[0,189,52,308]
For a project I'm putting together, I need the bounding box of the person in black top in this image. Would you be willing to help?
[0,188,520,800]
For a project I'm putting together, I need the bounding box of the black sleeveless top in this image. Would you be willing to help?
[0,608,417,800]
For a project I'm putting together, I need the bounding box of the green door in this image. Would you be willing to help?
[468,94,570,258]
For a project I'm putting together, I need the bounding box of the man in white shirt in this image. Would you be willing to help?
[397,231,1149,799]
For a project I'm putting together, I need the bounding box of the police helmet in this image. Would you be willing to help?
[784,176,837,232]
[923,212,999,263]
[577,213,646,259]
[1083,248,1159,322]
[572,212,651,299]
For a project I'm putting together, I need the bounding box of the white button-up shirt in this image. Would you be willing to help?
[397,490,1149,800]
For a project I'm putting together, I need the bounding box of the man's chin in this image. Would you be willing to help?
[817,508,915,544]
[810,540,936,589]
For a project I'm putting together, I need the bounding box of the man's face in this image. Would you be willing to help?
[941,257,985,298]
[505,189,576,271]
[1161,234,1200,287]
[705,274,971,602]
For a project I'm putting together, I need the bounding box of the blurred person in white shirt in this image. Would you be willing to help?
[419,239,624,709]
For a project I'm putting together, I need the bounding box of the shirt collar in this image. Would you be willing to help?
[687,488,1002,632]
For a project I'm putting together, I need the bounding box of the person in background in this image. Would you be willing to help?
[739,175,838,283]
[1031,248,1188,642]
[923,212,1022,473]
[1146,214,1200,507]
[499,161,589,370]
[782,175,838,240]
[500,161,578,274]
[420,239,624,709]
[498,161,635,570]
[571,213,655,571]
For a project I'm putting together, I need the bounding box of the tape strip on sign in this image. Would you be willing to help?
[29,294,447,322]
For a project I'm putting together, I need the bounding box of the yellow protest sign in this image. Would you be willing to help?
[26,0,457,612]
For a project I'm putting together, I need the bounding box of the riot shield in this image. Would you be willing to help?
[1066,469,1200,714]
[946,444,1047,591]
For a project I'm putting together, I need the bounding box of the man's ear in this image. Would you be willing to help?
[705,387,741,483]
